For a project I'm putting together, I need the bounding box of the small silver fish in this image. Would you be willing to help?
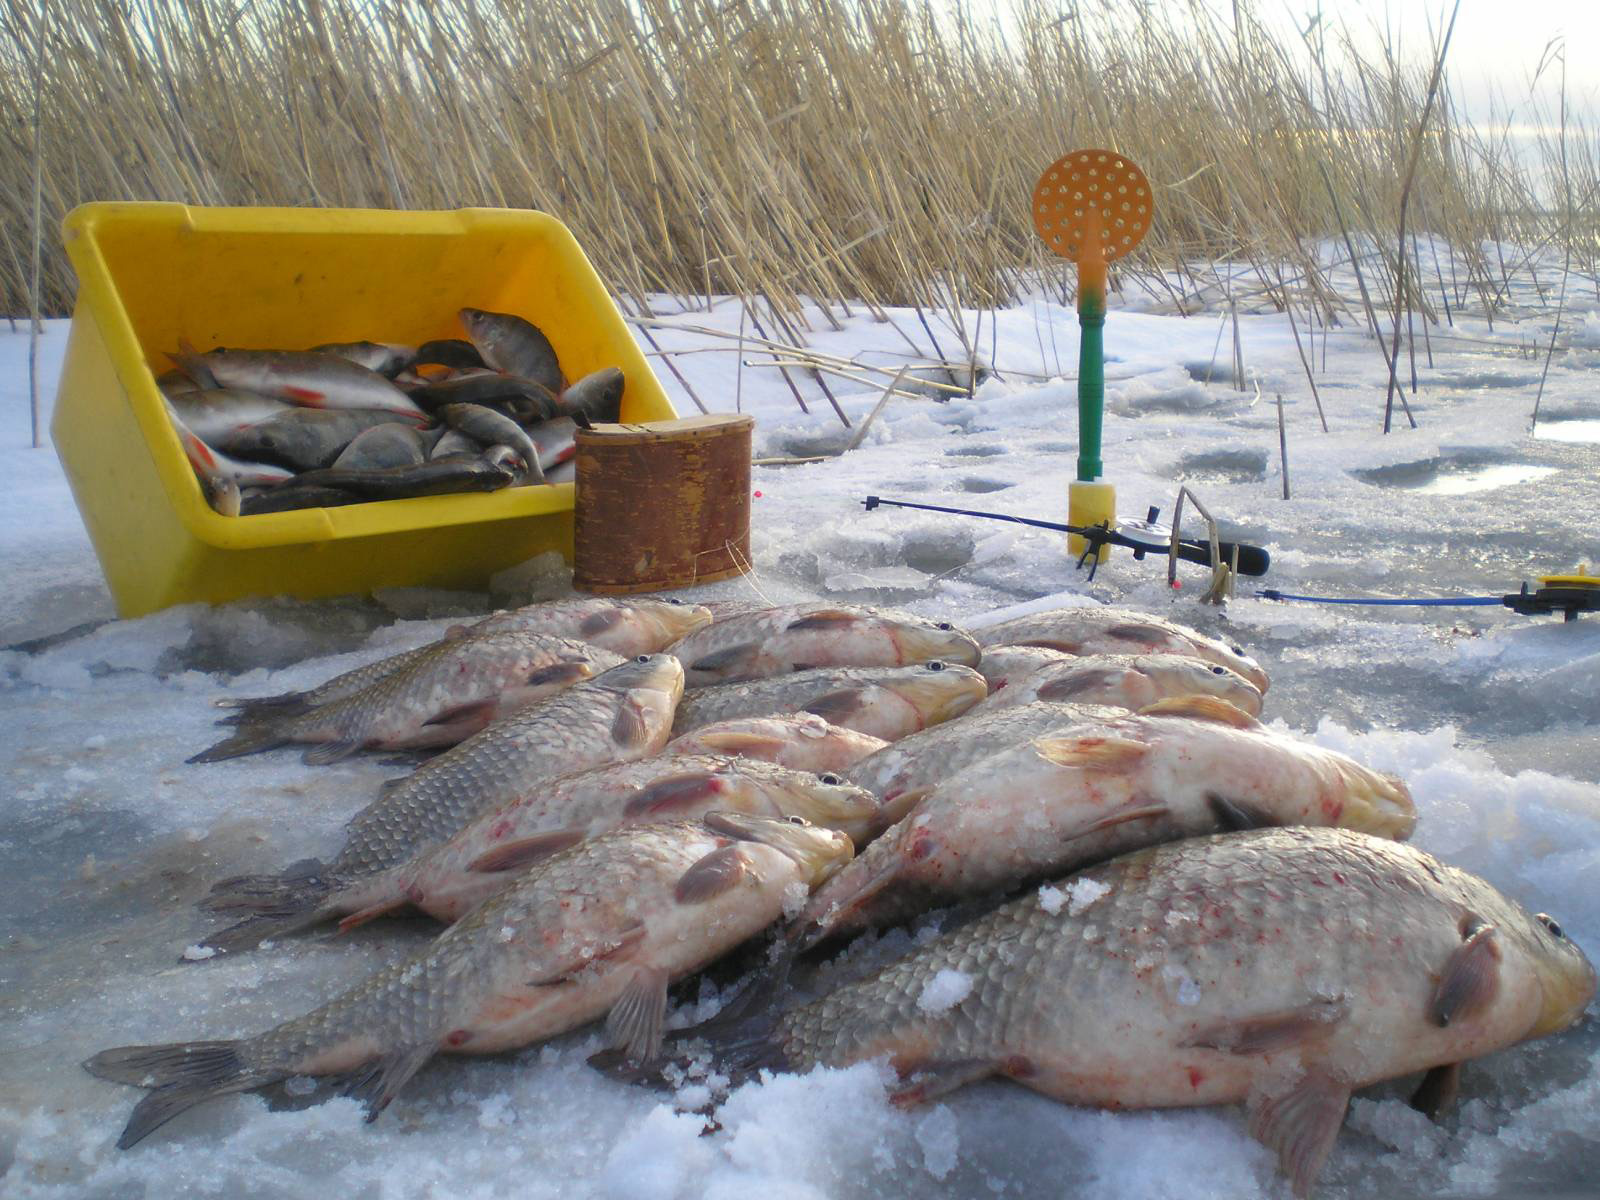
[459,308,565,394]
[171,348,428,421]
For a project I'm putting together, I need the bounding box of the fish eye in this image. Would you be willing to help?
[927,660,946,672]
[635,654,651,663]
[1211,666,1226,675]
[1230,645,1245,655]
[936,622,953,631]
[787,815,811,826]
[667,598,683,605]
[1537,913,1566,940]
[819,773,842,785]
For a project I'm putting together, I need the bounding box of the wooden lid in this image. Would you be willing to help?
[576,413,755,445]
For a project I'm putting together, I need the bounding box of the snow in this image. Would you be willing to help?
[916,969,974,1014]
[3,241,1599,1197]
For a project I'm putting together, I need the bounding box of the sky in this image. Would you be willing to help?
[1272,0,1600,126]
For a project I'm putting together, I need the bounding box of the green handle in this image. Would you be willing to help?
[1077,283,1105,483]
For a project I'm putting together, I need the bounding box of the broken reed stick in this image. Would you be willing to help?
[843,365,909,453]
[1276,391,1290,500]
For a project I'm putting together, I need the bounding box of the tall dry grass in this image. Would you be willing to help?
[2,0,1595,339]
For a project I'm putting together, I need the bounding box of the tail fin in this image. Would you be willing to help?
[200,859,331,915]
[193,860,340,953]
[213,692,312,721]
[84,1040,279,1149]
[187,720,293,763]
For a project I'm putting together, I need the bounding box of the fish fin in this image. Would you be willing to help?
[1410,1062,1462,1120]
[378,775,408,794]
[84,1039,275,1149]
[802,688,868,725]
[524,661,594,688]
[579,609,625,637]
[465,830,585,873]
[191,908,332,956]
[622,773,722,818]
[336,897,411,933]
[421,699,498,729]
[302,739,362,766]
[1069,802,1170,838]
[186,723,292,763]
[168,349,219,390]
[1206,793,1276,831]
[1035,669,1124,701]
[888,1058,999,1107]
[604,965,671,1063]
[674,845,753,903]
[612,702,650,749]
[199,860,331,915]
[213,691,309,714]
[1246,1067,1352,1199]
[1032,735,1149,771]
[1429,917,1501,1028]
[1182,998,1349,1055]
[785,610,861,631]
[589,959,793,1086]
[1138,695,1259,729]
[688,644,761,677]
[678,731,790,760]
[341,1044,437,1122]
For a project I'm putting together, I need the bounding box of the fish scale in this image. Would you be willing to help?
[194,632,625,762]
[757,829,1594,1196]
[91,816,855,1149]
[335,654,685,876]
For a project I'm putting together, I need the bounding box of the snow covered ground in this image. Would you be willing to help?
[2,248,1598,1197]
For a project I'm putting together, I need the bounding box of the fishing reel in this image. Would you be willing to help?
[1503,571,1600,621]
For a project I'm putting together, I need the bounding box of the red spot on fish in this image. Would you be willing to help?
[753,490,763,498]
[907,832,936,861]
[1187,1068,1204,1089]
[1003,1055,1036,1079]
[445,1029,473,1047]
[489,819,514,840]
[1332,871,1347,885]
[405,883,424,903]
[282,386,326,404]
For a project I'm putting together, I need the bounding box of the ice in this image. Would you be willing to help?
[4,245,1600,1197]
[916,968,973,1013]
[1065,877,1112,915]
[1036,884,1066,914]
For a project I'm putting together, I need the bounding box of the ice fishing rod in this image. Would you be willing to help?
[1258,571,1600,622]
[861,496,1271,577]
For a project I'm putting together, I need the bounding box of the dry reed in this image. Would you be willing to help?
[2,0,1595,345]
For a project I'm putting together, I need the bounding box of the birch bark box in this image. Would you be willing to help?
[573,414,755,594]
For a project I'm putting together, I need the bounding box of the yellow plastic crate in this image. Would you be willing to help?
[51,203,675,618]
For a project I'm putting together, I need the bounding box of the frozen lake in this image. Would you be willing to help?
[2,247,1598,1197]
